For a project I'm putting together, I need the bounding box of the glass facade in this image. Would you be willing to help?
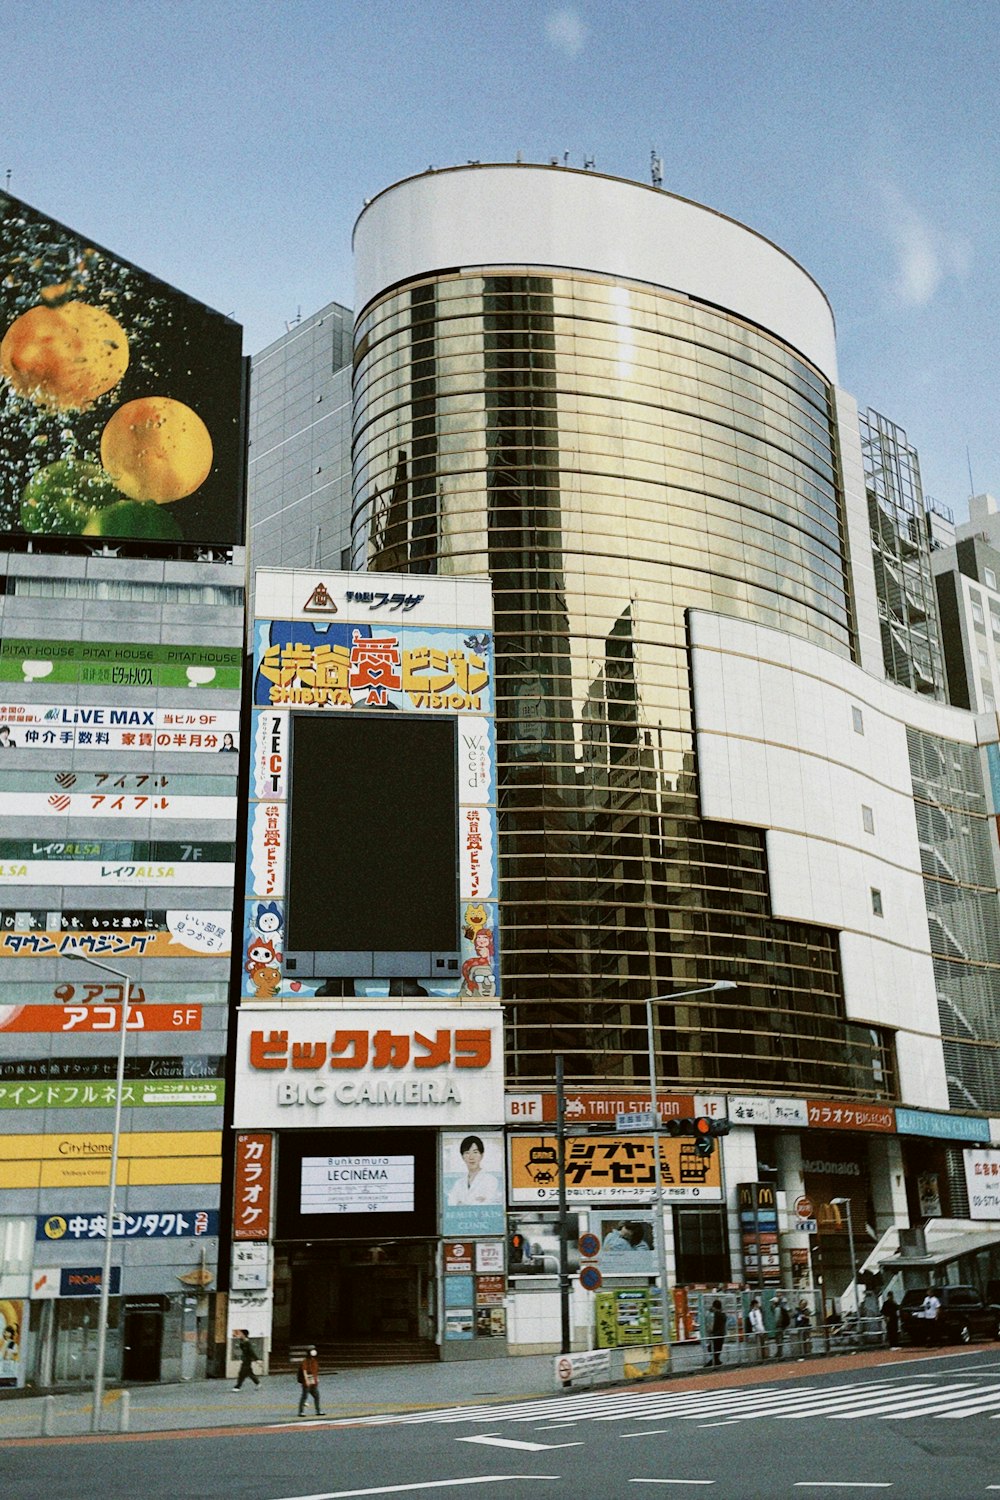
[248,301,354,620]
[351,270,893,1099]
[861,407,946,698]
[907,726,1000,1113]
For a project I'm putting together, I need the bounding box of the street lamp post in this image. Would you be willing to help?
[66,952,133,1433]
[644,980,737,1337]
[831,1195,859,1327]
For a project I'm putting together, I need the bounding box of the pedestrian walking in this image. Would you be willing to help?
[921,1289,942,1346]
[232,1329,260,1390]
[772,1293,791,1358]
[706,1297,727,1367]
[297,1345,324,1417]
[793,1299,811,1359]
[881,1290,901,1348]
[748,1297,767,1359]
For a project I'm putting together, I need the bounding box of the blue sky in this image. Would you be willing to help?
[3,0,996,516]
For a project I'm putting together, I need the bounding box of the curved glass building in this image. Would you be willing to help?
[350,164,893,1098]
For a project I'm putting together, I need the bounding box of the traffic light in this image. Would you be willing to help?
[509,1231,527,1266]
[663,1116,731,1154]
[692,1116,731,1156]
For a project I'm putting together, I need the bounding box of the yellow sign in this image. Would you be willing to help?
[509,1133,723,1203]
[0,1132,222,1190]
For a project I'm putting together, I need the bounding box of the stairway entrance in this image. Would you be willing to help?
[273,1239,437,1366]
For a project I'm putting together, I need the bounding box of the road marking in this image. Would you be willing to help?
[891,1387,1000,1419]
[793,1384,980,1420]
[629,1481,716,1486]
[792,1485,892,1490]
[872,1350,966,1369]
[340,1371,992,1432]
[458,1434,584,1451]
[273,1479,561,1499]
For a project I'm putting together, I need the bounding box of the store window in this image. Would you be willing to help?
[673,1207,729,1285]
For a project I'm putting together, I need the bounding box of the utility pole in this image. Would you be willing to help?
[555,1055,571,1354]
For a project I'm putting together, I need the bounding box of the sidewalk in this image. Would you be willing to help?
[0,1353,557,1439]
[0,1341,923,1442]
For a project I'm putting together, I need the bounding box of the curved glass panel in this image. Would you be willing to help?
[351,270,891,1099]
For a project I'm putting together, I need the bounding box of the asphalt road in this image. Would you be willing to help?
[9,1348,1000,1500]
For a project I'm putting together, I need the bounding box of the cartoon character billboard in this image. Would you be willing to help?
[243,571,497,998]
[0,191,244,546]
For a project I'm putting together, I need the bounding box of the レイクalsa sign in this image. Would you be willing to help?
[232,1005,504,1129]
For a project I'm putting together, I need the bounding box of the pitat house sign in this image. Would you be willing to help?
[232,1005,504,1128]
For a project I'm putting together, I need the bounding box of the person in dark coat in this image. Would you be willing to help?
[772,1293,791,1358]
[707,1298,727,1366]
[233,1329,259,1390]
[297,1345,324,1417]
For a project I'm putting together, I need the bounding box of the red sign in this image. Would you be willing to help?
[794,1196,814,1219]
[248,1026,492,1071]
[0,1004,201,1032]
[444,1242,473,1273]
[475,1274,505,1306]
[535,1091,696,1124]
[806,1100,895,1132]
[233,1132,272,1241]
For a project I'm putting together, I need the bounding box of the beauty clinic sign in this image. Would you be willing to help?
[232,1004,504,1129]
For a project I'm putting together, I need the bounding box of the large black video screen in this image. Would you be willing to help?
[276,1128,437,1241]
[286,713,459,956]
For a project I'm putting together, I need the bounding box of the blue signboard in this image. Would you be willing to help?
[38,1209,219,1241]
[443,1273,474,1340]
[894,1108,990,1143]
[60,1266,122,1297]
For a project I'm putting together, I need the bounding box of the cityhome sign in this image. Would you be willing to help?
[233,1006,504,1129]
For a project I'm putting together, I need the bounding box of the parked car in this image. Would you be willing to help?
[898,1285,1000,1345]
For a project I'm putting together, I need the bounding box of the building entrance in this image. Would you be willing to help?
[274,1240,437,1363]
[122,1300,165,1382]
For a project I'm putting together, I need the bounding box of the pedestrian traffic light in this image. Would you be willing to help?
[509,1231,527,1265]
[692,1116,731,1156]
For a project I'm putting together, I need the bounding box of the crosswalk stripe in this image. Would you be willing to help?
[342,1378,1000,1430]
[893,1387,1000,1419]
[674,1383,901,1421]
[830,1386,981,1419]
[772,1384,978,1420]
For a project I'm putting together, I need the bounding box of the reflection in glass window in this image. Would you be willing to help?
[350,268,895,1099]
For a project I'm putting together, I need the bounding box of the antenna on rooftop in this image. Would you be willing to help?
[4,169,10,191]
[967,446,977,499]
[285,306,302,333]
[651,150,663,189]
[584,155,595,170]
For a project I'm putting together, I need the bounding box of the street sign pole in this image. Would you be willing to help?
[555,1055,571,1355]
[644,998,670,1338]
